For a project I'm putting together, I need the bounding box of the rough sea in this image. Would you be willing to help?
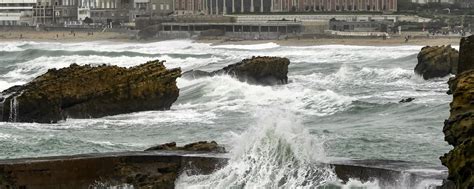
[0,40,453,188]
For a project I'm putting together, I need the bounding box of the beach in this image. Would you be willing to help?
[0,30,464,46]
[0,30,131,42]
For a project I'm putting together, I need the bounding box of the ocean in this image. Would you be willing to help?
[0,40,452,188]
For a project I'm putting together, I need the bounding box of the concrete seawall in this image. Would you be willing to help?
[0,151,447,188]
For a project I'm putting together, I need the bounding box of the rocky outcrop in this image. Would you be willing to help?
[183,56,290,85]
[440,69,474,189]
[458,35,474,74]
[0,152,448,189]
[145,141,226,153]
[415,45,459,80]
[0,60,181,123]
[399,97,415,103]
[0,151,227,189]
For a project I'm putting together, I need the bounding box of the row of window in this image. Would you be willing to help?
[134,2,170,10]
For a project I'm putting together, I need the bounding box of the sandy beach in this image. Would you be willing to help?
[0,30,131,42]
[0,30,464,46]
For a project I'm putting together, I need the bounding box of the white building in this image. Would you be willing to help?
[0,0,36,25]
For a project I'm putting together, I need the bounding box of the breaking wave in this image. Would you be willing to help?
[176,109,338,188]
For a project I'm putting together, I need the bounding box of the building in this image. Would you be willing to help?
[329,18,392,32]
[172,0,397,15]
[130,0,173,21]
[33,0,58,25]
[174,0,207,15]
[0,0,36,26]
[88,0,130,25]
[55,0,80,24]
[224,0,398,14]
[33,0,80,25]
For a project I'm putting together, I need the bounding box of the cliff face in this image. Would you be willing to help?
[440,36,474,189]
[0,60,181,123]
[415,45,459,80]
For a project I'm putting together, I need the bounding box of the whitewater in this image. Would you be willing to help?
[0,40,452,188]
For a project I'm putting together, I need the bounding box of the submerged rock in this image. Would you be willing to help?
[0,60,181,123]
[440,71,474,188]
[183,56,290,85]
[458,35,474,74]
[399,97,415,103]
[146,141,226,153]
[415,45,459,80]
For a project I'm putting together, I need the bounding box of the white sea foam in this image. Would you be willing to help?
[213,42,280,50]
[177,75,355,116]
[2,54,221,83]
[0,133,13,140]
[176,109,337,188]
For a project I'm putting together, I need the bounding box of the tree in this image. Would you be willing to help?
[83,17,93,25]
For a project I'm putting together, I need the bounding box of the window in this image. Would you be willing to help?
[160,3,163,10]
[166,4,169,10]
[152,3,156,10]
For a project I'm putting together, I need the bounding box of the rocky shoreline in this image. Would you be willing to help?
[0,60,181,123]
[0,149,448,189]
[0,33,472,188]
[440,36,474,189]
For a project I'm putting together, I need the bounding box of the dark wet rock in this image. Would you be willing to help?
[399,97,415,103]
[145,141,226,153]
[0,151,227,189]
[0,60,181,123]
[0,152,447,189]
[183,56,290,85]
[415,45,459,80]
[440,69,474,189]
[458,35,474,74]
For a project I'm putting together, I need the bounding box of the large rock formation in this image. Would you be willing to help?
[0,151,449,189]
[458,35,474,74]
[440,36,474,189]
[0,60,181,123]
[183,56,290,85]
[415,45,459,80]
[441,70,474,189]
[145,141,226,153]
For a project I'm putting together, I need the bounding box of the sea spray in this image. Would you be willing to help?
[8,94,19,122]
[175,109,337,189]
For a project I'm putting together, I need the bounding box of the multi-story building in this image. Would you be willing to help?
[0,0,36,26]
[33,0,79,25]
[236,0,398,13]
[33,0,57,25]
[87,0,130,25]
[130,0,173,21]
[175,0,397,15]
